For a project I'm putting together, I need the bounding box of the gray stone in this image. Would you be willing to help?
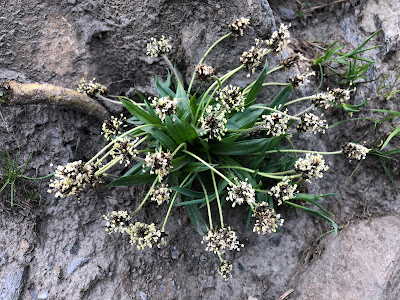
[37,290,48,299]
[0,266,28,300]
[67,258,90,275]
[139,291,147,300]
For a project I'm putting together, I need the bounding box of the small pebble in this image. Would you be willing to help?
[139,291,147,300]
[37,290,48,299]
[156,275,162,280]
[19,240,30,254]
[199,255,207,262]
[159,285,165,292]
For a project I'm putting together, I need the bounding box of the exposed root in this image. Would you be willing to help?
[1,81,110,121]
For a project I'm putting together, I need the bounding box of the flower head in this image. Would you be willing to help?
[218,260,233,281]
[127,222,165,250]
[110,137,140,167]
[195,64,214,82]
[151,96,178,122]
[145,151,173,179]
[288,71,315,89]
[228,17,250,37]
[103,211,132,234]
[226,180,256,207]
[329,88,351,104]
[240,46,267,74]
[281,53,306,70]
[150,183,171,205]
[200,104,228,141]
[261,111,290,136]
[311,92,335,109]
[102,114,127,141]
[218,85,245,113]
[77,78,107,97]
[269,177,297,205]
[265,23,291,54]
[146,36,172,57]
[296,113,328,134]
[48,160,94,198]
[202,226,244,254]
[252,202,284,235]
[342,142,370,161]
[294,153,329,182]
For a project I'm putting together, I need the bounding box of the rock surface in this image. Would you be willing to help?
[0,0,399,299]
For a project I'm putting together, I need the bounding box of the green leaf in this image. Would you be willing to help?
[123,162,145,177]
[245,60,269,106]
[189,94,198,118]
[381,125,400,150]
[120,99,161,125]
[171,155,188,172]
[141,127,177,150]
[156,77,175,98]
[108,174,157,187]
[229,108,265,129]
[181,162,217,173]
[209,138,271,155]
[268,86,292,108]
[186,204,208,235]
[170,187,204,198]
[175,85,192,121]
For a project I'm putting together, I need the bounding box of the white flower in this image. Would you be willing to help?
[269,177,297,205]
[294,154,329,182]
[342,142,370,161]
[226,180,256,207]
[252,202,284,235]
[146,36,172,57]
[262,111,290,136]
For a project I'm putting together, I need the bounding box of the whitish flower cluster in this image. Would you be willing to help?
[127,222,165,250]
[202,226,243,254]
[228,17,250,37]
[102,114,127,141]
[342,142,370,161]
[110,137,139,167]
[269,177,297,205]
[77,78,107,97]
[226,180,256,207]
[151,96,178,122]
[103,211,132,234]
[311,92,335,109]
[297,113,328,134]
[145,151,173,179]
[48,160,94,198]
[200,104,228,141]
[240,46,267,74]
[294,153,329,182]
[281,53,306,70]
[252,202,284,235]
[265,23,291,54]
[195,64,214,82]
[150,183,171,205]
[289,71,315,89]
[146,36,172,57]
[218,260,233,281]
[261,111,290,136]
[217,85,245,113]
[329,88,351,104]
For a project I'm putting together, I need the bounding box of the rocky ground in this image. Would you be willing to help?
[0,0,399,299]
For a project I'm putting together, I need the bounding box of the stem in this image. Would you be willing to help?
[227,126,260,133]
[182,150,233,185]
[262,149,343,155]
[85,124,154,167]
[95,156,121,176]
[20,172,55,181]
[216,251,224,263]
[294,105,314,117]
[161,173,193,231]
[163,55,183,88]
[187,33,232,95]
[284,95,316,106]
[217,165,302,179]
[250,106,300,120]
[96,94,123,105]
[131,176,159,216]
[171,143,187,157]
[198,176,213,229]
[243,65,285,93]
[208,154,224,228]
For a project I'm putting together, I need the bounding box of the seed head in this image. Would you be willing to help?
[151,96,178,122]
[150,183,171,205]
[202,226,243,254]
[311,92,335,109]
[218,260,233,281]
[218,85,245,113]
[200,104,228,141]
[294,153,329,182]
[127,222,165,250]
[265,23,291,54]
[145,151,173,180]
[329,88,351,104]
[296,113,328,134]
[281,53,306,69]
[110,137,140,167]
[48,160,95,198]
[288,71,315,89]
[342,142,370,161]
[228,17,250,37]
[226,180,256,208]
[261,110,290,136]
[146,36,172,57]
[77,78,107,97]
[102,114,127,141]
[269,177,297,205]
[240,46,267,74]
[195,64,214,82]
[252,202,284,235]
[103,211,132,234]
